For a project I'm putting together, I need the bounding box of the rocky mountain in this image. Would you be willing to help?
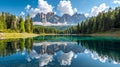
[46,12,60,24]
[33,13,47,23]
[33,12,86,24]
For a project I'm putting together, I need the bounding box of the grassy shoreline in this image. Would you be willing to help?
[0,33,39,39]
[0,32,120,39]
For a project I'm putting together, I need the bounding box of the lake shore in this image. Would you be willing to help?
[0,33,39,39]
[0,32,120,39]
[39,33,120,37]
[88,33,120,37]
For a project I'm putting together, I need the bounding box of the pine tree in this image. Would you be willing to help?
[19,17,25,32]
[0,12,6,31]
[77,23,81,34]
[25,14,31,33]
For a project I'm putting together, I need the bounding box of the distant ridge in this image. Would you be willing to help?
[33,12,86,25]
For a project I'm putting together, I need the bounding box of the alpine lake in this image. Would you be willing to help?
[0,35,120,67]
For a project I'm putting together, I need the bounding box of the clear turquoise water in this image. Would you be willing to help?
[0,35,120,67]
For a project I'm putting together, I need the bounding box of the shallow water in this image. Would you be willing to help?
[0,35,120,67]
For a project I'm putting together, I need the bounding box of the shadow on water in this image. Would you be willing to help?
[0,35,120,67]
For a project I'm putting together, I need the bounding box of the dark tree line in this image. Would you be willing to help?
[33,26,59,34]
[0,12,33,33]
[64,7,120,34]
[78,7,120,34]
[63,26,77,34]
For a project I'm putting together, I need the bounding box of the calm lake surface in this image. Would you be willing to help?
[0,35,120,67]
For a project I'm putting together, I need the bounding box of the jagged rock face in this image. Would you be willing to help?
[59,14,72,23]
[33,12,86,24]
[46,12,60,24]
[33,13,46,23]
[33,13,42,22]
[72,13,86,23]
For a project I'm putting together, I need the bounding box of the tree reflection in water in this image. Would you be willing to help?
[0,36,120,67]
[80,39,120,64]
[0,38,33,56]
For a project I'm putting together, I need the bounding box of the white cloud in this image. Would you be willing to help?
[29,50,40,59]
[74,8,78,13]
[30,8,40,17]
[39,54,53,67]
[87,3,108,17]
[58,51,74,66]
[38,0,53,13]
[113,61,120,64]
[114,0,120,4]
[85,13,89,17]
[30,0,53,17]
[20,11,25,16]
[84,49,90,54]
[25,4,31,10]
[57,0,76,16]
[90,3,108,16]
[33,21,73,26]
[89,51,108,63]
[74,54,77,59]
[28,50,53,67]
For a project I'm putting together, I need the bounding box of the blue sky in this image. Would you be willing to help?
[0,0,120,17]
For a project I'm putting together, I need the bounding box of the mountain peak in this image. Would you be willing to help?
[33,13,86,25]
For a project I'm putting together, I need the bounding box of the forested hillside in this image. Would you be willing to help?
[64,7,120,34]
[0,13,33,33]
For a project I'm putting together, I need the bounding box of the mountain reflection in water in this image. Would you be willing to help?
[0,35,120,67]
